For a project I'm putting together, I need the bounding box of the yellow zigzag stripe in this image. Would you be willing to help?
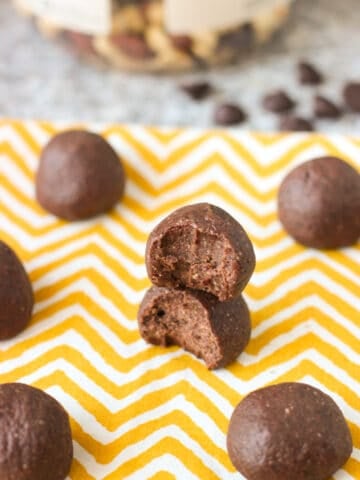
[0,121,359,479]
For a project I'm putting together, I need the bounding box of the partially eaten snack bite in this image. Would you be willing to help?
[36,129,126,221]
[0,383,73,480]
[278,156,360,249]
[227,382,353,480]
[0,240,34,340]
[138,286,251,369]
[146,203,256,302]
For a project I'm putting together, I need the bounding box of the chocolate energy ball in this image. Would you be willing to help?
[227,383,352,480]
[278,156,360,249]
[138,286,251,369]
[0,241,33,339]
[36,130,125,221]
[146,203,256,301]
[0,383,73,480]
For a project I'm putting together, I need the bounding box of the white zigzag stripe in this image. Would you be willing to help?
[251,296,360,339]
[0,126,38,169]
[21,361,233,415]
[26,233,146,278]
[47,390,225,448]
[249,270,358,309]
[52,417,238,480]
[252,249,359,286]
[16,348,360,425]
[32,254,144,302]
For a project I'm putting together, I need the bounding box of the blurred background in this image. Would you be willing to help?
[2,0,360,131]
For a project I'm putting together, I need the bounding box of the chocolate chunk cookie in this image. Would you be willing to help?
[36,130,125,221]
[227,383,352,480]
[278,156,360,249]
[138,286,251,369]
[0,383,73,480]
[146,203,256,301]
[0,241,33,339]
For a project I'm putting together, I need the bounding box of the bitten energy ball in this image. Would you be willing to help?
[0,383,73,480]
[0,241,33,339]
[227,383,352,480]
[278,156,360,249]
[146,203,256,301]
[36,130,125,221]
[138,286,251,369]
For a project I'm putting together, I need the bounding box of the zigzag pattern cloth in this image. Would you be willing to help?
[0,120,359,480]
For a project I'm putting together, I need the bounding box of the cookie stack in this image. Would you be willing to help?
[137,203,256,369]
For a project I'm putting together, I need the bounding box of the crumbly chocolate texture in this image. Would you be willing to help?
[0,383,73,480]
[138,286,251,369]
[36,130,125,221]
[278,156,360,249]
[146,203,256,301]
[227,382,352,480]
[0,241,33,340]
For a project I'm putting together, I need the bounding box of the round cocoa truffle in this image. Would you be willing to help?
[36,130,125,221]
[278,156,360,249]
[146,203,256,301]
[0,241,33,339]
[227,383,352,480]
[0,383,73,480]
[138,286,251,369]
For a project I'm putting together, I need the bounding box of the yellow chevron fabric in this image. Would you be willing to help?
[0,120,359,480]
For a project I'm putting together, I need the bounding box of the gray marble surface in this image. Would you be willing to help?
[2,0,360,131]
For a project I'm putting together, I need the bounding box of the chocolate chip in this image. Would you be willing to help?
[262,90,296,113]
[171,35,193,52]
[343,82,360,112]
[111,33,155,59]
[219,23,254,52]
[65,31,95,55]
[298,61,323,85]
[214,103,247,126]
[279,116,314,132]
[180,81,212,101]
[314,95,342,119]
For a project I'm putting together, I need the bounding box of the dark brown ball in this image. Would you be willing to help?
[146,203,256,301]
[278,156,360,249]
[0,241,33,339]
[138,286,251,369]
[227,383,352,480]
[0,383,73,480]
[36,130,125,221]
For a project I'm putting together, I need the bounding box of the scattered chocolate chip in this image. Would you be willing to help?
[262,90,296,113]
[138,286,251,369]
[298,61,323,85]
[279,116,314,132]
[214,103,247,126]
[0,383,73,480]
[171,35,193,52]
[0,241,34,340]
[227,383,352,480]
[219,23,254,52]
[180,81,212,101]
[111,33,155,59]
[278,156,360,249]
[314,95,342,119]
[343,82,360,112]
[146,203,256,301]
[65,31,95,55]
[36,130,126,221]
